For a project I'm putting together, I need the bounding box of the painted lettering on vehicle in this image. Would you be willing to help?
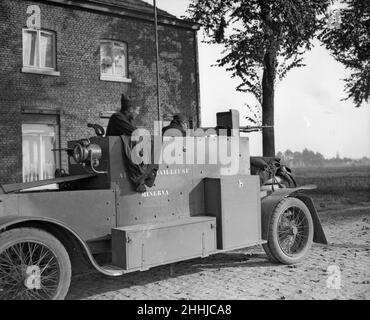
[156,167,190,176]
[141,189,169,198]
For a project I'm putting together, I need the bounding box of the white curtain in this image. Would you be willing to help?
[23,30,38,67]
[40,32,54,68]
[114,42,126,77]
[22,124,57,182]
[100,41,113,75]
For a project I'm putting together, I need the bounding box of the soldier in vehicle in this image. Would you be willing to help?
[106,94,140,136]
[162,113,188,137]
[105,93,157,192]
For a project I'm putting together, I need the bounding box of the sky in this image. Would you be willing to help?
[144,0,370,159]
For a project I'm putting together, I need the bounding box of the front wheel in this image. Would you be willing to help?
[0,228,71,300]
[263,197,314,264]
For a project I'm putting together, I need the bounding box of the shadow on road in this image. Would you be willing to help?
[325,243,370,250]
[67,250,278,299]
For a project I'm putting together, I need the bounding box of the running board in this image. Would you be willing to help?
[99,265,127,276]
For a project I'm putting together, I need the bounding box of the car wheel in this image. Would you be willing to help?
[0,228,71,300]
[263,197,314,264]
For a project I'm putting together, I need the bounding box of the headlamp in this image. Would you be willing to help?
[71,138,107,174]
[72,139,102,166]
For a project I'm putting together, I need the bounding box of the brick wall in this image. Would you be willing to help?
[0,0,199,184]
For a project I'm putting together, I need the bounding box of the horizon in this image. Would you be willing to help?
[276,148,370,161]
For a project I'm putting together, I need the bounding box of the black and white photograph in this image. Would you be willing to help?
[0,0,369,303]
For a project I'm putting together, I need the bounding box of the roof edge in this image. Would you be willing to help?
[36,0,201,30]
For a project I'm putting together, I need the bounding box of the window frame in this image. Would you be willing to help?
[100,39,131,83]
[21,28,60,76]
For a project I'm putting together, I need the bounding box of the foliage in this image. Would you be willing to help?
[245,103,262,125]
[319,0,370,107]
[186,0,330,103]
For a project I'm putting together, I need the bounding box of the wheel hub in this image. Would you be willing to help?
[277,205,310,257]
[290,225,298,236]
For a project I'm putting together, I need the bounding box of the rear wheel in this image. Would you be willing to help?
[263,198,314,264]
[0,228,71,300]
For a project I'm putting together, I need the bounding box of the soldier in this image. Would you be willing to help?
[106,93,157,193]
[106,94,140,136]
[162,113,188,137]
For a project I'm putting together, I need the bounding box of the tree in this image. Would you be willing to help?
[315,151,325,166]
[302,148,311,166]
[276,150,284,159]
[293,151,303,167]
[319,0,370,107]
[284,149,294,162]
[187,0,330,156]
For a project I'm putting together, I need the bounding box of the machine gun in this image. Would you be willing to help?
[201,110,273,135]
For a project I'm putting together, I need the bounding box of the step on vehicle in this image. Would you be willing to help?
[0,110,327,300]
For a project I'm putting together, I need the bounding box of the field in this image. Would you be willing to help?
[292,166,370,211]
[293,165,370,192]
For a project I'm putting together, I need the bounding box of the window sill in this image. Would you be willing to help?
[100,75,132,83]
[21,67,60,76]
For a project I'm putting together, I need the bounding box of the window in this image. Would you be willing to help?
[22,29,59,76]
[22,114,60,186]
[100,40,131,83]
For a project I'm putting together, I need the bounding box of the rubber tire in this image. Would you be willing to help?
[0,228,71,300]
[262,242,279,263]
[263,197,314,265]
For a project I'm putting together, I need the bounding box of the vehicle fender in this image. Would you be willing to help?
[0,215,123,276]
[261,185,328,245]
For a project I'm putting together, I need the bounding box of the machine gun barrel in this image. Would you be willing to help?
[239,125,274,133]
[51,148,74,157]
[51,148,73,152]
[197,125,274,134]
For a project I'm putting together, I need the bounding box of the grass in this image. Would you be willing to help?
[290,165,370,211]
[293,165,370,193]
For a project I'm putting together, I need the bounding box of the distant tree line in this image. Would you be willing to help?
[276,148,370,168]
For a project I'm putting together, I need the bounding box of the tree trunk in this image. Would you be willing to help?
[262,50,276,157]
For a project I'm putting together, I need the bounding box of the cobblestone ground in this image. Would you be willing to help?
[67,207,370,300]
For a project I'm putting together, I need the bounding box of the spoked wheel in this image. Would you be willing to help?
[0,228,71,300]
[263,197,314,264]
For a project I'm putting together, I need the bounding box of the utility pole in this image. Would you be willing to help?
[153,0,161,121]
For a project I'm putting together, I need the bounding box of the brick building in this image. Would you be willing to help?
[0,0,201,185]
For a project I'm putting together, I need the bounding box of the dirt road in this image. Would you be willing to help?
[67,206,370,300]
